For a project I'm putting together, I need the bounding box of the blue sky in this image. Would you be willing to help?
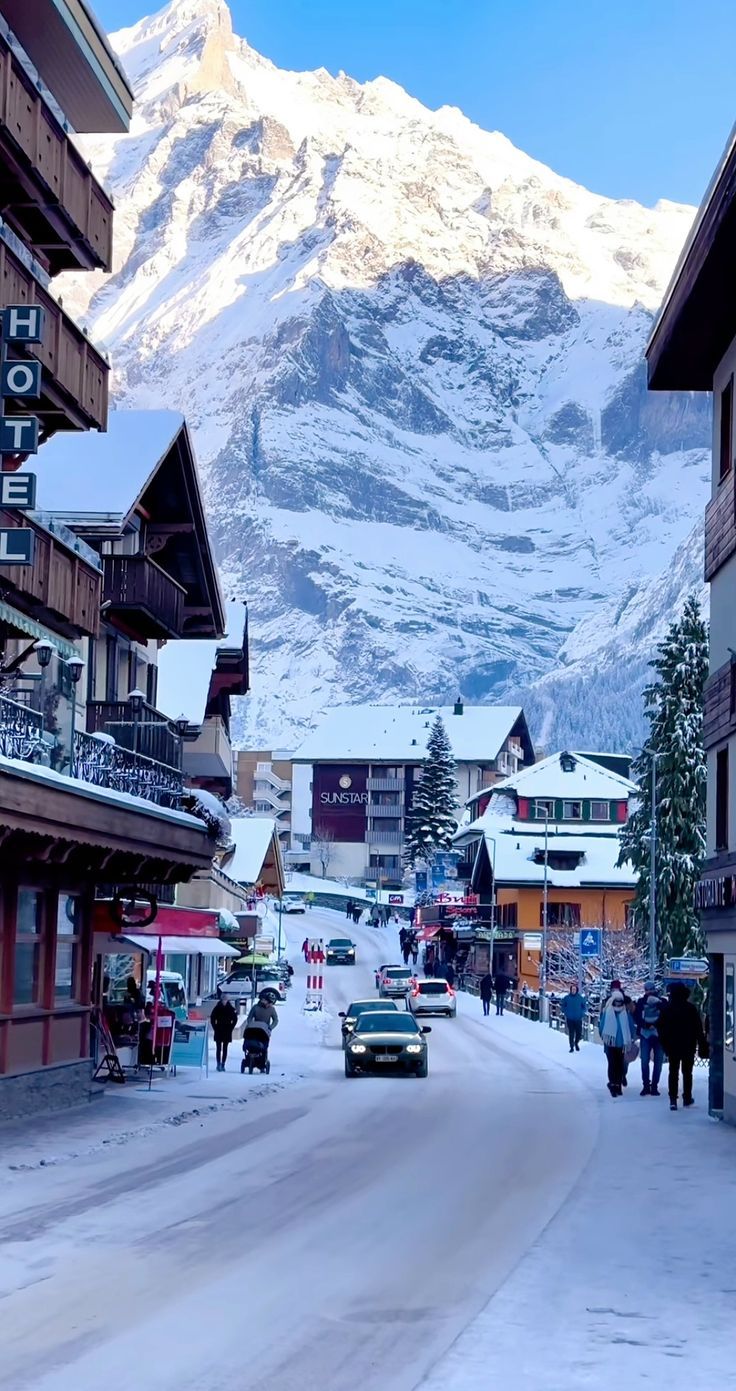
[94,0,736,207]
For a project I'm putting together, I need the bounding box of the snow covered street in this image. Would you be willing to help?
[1,907,734,1390]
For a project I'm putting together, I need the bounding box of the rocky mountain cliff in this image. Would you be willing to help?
[61,0,710,748]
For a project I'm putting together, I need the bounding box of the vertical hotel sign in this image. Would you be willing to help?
[0,305,44,565]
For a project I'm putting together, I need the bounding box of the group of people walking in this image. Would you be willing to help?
[399,926,419,965]
[479,970,512,1016]
[345,899,392,926]
[559,978,707,1109]
[210,989,279,1072]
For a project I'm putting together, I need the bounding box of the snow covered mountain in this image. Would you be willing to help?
[61,0,710,747]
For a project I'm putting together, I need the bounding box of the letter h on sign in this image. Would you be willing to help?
[3,306,44,343]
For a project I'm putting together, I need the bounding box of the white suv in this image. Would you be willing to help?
[408,978,456,1018]
[378,966,414,998]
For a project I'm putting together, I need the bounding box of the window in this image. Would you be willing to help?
[105,635,118,702]
[534,799,555,819]
[14,888,42,1005]
[726,963,735,1055]
[371,817,401,834]
[146,662,158,706]
[716,747,729,851]
[563,801,582,820]
[498,902,518,929]
[591,801,610,821]
[55,893,81,1002]
[720,376,733,482]
[541,902,581,927]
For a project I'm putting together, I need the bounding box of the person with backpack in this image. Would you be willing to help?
[560,983,587,1052]
[635,979,666,1096]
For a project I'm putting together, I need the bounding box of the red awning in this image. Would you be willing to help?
[93,902,221,938]
[417,924,442,941]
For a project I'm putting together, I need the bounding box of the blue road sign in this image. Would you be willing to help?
[580,928,602,958]
[667,957,709,978]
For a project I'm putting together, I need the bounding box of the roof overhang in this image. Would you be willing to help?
[0,0,133,133]
[647,122,736,390]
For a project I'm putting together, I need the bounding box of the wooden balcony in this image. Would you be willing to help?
[0,238,108,435]
[102,554,185,639]
[0,31,113,274]
[87,698,181,770]
[704,470,736,583]
[0,507,100,637]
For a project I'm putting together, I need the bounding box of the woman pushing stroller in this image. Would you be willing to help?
[241,989,279,1075]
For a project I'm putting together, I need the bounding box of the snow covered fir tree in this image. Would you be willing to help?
[403,715,459,869]
[617,595,708,961]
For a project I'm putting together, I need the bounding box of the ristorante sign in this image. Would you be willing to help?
[312,764,369,842]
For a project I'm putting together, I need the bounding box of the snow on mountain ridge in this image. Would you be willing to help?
[57,0,710,749]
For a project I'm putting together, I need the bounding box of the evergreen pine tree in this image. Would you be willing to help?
[617,594,708,962]
[403,715,458,868]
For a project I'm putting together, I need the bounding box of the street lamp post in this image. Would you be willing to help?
[127,688,145,754]
[33,638,55,739]
[486,834,497,981]
[66,655,85,776]
[649,753,659,977]
[540,809,550,1022]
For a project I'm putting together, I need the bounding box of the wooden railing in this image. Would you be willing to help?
[0,508,101,636]
[102,554,185,638]
[0,31,113,273]
[87,698,181,768]
[0,238,108,431]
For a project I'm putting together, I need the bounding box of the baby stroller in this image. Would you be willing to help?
[241,1023,271,1075]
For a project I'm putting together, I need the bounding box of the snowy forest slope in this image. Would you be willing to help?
[60,0,710,748]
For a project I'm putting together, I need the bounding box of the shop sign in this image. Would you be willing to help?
[695,874,736,911]
[388,893,404,905]
[523,932,543,950]
[1,360,42,398]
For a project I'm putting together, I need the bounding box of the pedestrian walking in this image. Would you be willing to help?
[301,936,310,962]
[352,905,361,925]
[399,927,408,950]
[210,993,238,1072]
[479,971,493,1017]
[411,939,418,966]
[402,941,411,965]
[444,961,456,988]
[493,969,510,1015]
[560,983,586,1051]
[346,898,354,920]
[598,987,637,1097]
[659,983,706,1111]
[635,978,666,1095]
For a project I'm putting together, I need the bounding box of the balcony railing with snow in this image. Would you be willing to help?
[0,696,183,809]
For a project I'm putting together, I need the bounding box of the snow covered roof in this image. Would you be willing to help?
[224,816,283,887]
[472,750,637,805]
[156,602,246,722]
[293,704,527,763]
[481,822,636,890]
[34,411,186,521]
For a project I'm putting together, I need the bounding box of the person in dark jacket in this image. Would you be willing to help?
[444,961,456,988]
[660,983,705,1110]
[560,983,587,1051]
[210,994,238,1072]
[634,979,666,1096]
[479,971,494,1016]
[399,927,408,950]
[493,970,510,1015]
[346,898,354,919]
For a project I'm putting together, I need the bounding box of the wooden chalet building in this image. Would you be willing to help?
[0,7,232,1119]
[646,121,736,1123]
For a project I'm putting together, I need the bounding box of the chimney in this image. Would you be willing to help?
[453,696,464,716]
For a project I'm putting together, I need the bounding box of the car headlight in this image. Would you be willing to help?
[406,1044,423,1054]
[350,1043,367,1054]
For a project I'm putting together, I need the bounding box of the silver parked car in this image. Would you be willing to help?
[407,978,456,1017]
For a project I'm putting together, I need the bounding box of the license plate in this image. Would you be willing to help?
[377,1054,399,1062]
